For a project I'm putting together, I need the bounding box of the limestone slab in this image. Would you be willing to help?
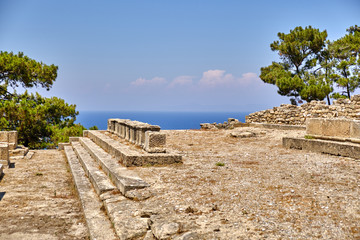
[87,130,182,167]
[283,137,360,159]
[63,146,118,240]
[72,142,115,195]
[79,137,149,195]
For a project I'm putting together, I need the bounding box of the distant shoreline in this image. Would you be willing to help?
[75,111,251,130]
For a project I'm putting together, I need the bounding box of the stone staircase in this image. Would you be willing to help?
[63,124,183,240]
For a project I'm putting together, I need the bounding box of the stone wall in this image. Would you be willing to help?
[246,95,360,125]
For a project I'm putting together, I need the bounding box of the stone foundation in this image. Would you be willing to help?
[246,95,360,125]
[107,119,165,153]
[0,143,9,166]
[306,118,360,139]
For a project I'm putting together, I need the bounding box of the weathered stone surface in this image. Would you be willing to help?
[350,120,360,138]
[69,137,80,143]
[64,146,118,240]
[151,221,181,240]
[0,163,3,178]
[103,197,149,239]
[7,131,17,149]
[283,137,360,159]
[72,141,115,195]
[124,188,153,201]
[0,143,9,166]
[87,130,182,167]
[143,230,156,240]
[144,131,166,153]
[58,142,71,151]
[9,147,29,157]
[0,132,8,142]
[79,137,150,195]
[230,131,256,138]
[25,151,35,159]
[306,118,360,139]
[174,232,200,240]
[246,94,360,125]
[199,123,217,130]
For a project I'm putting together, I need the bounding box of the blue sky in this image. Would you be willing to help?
[0,0,359,111]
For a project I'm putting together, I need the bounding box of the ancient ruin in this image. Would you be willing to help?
[0,131,33,177]
[62,119,183,239]
[283,118,360,159]
[246,95,360,125]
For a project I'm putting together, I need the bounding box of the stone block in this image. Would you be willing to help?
[144,131,166,153]
[306,118,351,138]
[350,120,360,138]
[0,143,9,166]
[8,131,18,150]
[69,137,80,143]
[0,132,8,142]
[283,137,360,159]
[58,142,71,151]
[83,130,89,137]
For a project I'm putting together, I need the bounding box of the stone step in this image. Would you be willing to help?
[283,137,360,159]
[86,130,182,167]
[64,146,118,240]
[72,141,116,195]
[0,164,3,179]
[78,137,149,195]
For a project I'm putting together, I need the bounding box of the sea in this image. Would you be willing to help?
[75,111,251,130]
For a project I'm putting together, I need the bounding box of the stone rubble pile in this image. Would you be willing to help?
[200,118,249,130]
[246,95,360,125]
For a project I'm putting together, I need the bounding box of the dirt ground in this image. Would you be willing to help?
[134,128,360,239]
[0,128,360,239]
[0,150,89,240]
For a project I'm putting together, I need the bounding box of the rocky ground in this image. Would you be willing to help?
[0,127,360,239]
[134,127,360,239]
[0,150,89,240]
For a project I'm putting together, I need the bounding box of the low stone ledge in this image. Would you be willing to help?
[58,142,71,151]
[250,123,306,130]
[306,118,360,139]
[87,130,182,167]
[108,119,161,148]
[69,137,80,143]
[64,146,119,239]
[283,137,360,159]
[79,137,149,195]
[9,147,29,157]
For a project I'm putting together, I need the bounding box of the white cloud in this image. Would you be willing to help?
[131,77,167,86]
[238,72,260,86]
[168,75,193,88]
[199,69,235,87]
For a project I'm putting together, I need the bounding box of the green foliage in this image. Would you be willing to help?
[0,51,58,97]
[261,26,329,104]
[329,26,360,99]
[0,91,82,149]
[261,25,360,104]
[304,135,315,139]
[89,125,99,130]
[270,26,328,74]
[0,51,86,149]
[215,162,225,167]
[51,124,86,147]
